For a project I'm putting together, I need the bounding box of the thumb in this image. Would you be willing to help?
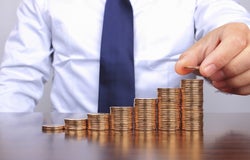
[175,49,201,75]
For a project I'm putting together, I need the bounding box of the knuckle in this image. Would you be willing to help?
[224,63,239,77]
[224,23,248,49]
[229,35,247,49]
[215,56,228,68]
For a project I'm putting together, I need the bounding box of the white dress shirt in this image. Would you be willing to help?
[0,0,249,112]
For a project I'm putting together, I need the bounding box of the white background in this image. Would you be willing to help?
[0,0,250,113]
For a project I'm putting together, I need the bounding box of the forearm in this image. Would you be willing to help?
[0,0,53,112]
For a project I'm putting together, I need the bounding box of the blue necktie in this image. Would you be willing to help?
[98,0,135,113]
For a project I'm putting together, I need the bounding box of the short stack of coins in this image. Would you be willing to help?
[110,106,134,131]
[87,113,110,130]
[64,118,88,139]
[134,98,157,131]
[64,118,88,131]
[157,88,182,131]
[181,79,204,131]
[42,124,65,133]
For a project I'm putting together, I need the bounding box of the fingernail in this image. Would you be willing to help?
[203,64,217,77]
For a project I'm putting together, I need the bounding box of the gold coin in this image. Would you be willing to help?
[184,66,200,70]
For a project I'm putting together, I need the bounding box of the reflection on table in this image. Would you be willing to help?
[0,112,250,160]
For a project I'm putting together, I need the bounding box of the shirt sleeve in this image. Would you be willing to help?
[194,0,250,40]
[0,0,52,112]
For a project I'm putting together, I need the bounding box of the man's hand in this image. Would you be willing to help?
[175,22,250,95]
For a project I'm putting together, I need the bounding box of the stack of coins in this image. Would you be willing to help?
[134,98,157,131]
[87,113,110,130]
[110,106,134,131]
[63,118,88,139]
[42,124,65,133]
[64,118,88,131]
[157,88,182,131]
[181,79,204,131]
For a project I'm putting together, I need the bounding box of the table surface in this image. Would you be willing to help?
[1,112,250,160]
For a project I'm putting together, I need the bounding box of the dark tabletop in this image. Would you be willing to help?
[0,112,250,160]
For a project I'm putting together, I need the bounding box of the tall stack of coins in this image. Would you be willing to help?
[110,106,134,131]
[157,88,182,131]
[181,79,204,131]
[87,113,110,130]
[134,98,157,131]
